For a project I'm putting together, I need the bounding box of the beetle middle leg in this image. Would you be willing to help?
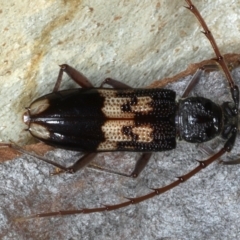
[100,78,133,88]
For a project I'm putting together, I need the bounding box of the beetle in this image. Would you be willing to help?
[2,0,239,220]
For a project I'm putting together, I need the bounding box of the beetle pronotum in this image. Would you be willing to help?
[1,0,239,220]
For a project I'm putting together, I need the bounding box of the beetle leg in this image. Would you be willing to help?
[64,153,98,174]
[197,144,225,163]
[221,158,240,165]
[87,163,131,177]
[8,143,98,175]
[85,153,152,178]
[1,142,98,175]
[7,144,69,172]
[198,144,216,157]
[100,78,132,89]
[53,152,152,177]
[182,64,219,98]
[52,64,94,92]
[129,153,152,178]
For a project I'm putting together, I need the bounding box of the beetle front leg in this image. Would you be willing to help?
[182,64,219,98]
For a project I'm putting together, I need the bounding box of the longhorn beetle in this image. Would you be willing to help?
[2,0,239,220]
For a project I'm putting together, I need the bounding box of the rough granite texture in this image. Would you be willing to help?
[1,1,240,239]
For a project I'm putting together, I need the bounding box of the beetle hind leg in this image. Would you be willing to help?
[100,78,132,89]
[64,153,97,173]
[52,64,94,92]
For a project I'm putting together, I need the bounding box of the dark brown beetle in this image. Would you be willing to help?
[1,0,239,220]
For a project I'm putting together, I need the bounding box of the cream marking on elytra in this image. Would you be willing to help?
[98,90,153,118]
[97,120,153,150]
[28,99,50,116]
[29,123,50,139]
[23,99,50,125]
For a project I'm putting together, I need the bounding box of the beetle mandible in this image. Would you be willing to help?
[2,0,239,220]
